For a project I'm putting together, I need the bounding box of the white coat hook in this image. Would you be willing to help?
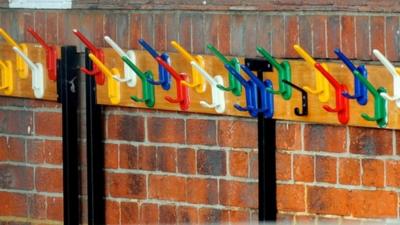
[104,36,137,87]
[373,49,400,108]
[12,46,44,98]
[191,61,226,113]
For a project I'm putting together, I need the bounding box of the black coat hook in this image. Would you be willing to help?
[282,80,308,116]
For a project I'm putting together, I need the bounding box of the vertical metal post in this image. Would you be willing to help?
[85,48,105,225]
[244,58,277,221]
[59,46,80,225]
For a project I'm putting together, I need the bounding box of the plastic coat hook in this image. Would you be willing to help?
[27,28,58,81]
[171,41,206,93]
[0,60,14,95]
[373,49,400,108]
[293,44,330,103]
[240,65,274,118]
[12,47,44,98]
[334,48,368,105]
[256,47,292,100]
[104,36,137,87]
[139,39,190,111]
[190,62,225,113]
[88,53,120,105]
[207,44,242,96]
[121,56,155,108]
[72,29,105,85]
[314,63,350,124]
[282,80,308,116]
[0,28,29,79]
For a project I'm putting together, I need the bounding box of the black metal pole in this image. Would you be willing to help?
[59,46,80,225]
[85,48,105,225]
[244,58,277,221]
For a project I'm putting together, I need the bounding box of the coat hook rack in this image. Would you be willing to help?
[334,48,368,105]
[72,29,105,85]
[104,36,137,87]
[0,28,29,79]
[282,80,308,116]
[207,44,242,96]
[12,46,44,98]
[171,41,207,93]
[0,60,13,95]
[191,62,226,113]
[87,53,120,104]
[27,28,58,81]
[373,49,400,108]
[139,39,190,111]
[256,47,292,100]
[293,44,330,103]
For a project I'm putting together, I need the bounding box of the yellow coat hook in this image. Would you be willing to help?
[171,41,206,93]
[293,44,330,103]
[88,53,121,105]
[0,28,28,79]
[0,60,13,95]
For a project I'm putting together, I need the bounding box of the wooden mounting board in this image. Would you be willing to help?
[0,43,58,101]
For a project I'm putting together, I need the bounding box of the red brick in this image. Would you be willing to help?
[192,13,205,54]
[129,13,142,49]
[147,117,185,143]
[197,150,226,176]
[229,151,248,177]
[107,114,145,141]
[105,143,118,169]
[141,13,154,49]
[349,127,392,155]
[355,16,370,60]
[119,144,138,170]
[249,150,258,178]
[317,217,341,224]
[186,119,217,146]
[219,180,258,208]
[362,159,384,187]
[285,15,299,57]
[341,16,355,59]
[0,165,33,190]
[293,155,314,182]
[177,148,196,174]
[277,213,294,224]
[115,13,130,49]
[47,197,63,221]
[27,139,45,164]
[0,136,25,161]
[229,210,250,224]
[205,14,219,54]
[104,12,117,46]
[299,16,312,56]
[312,15,327,58]
[159,205,177,224]
[149,175,186,201]
[231,14,245,56]
[351,190,397,218]
[28,194,46,219]
[385,16,400,61]
[177,206,198,224]
[34,112,61,137]
[307,186,350,216]
[244,15,257,57]
[339,158,360,185]
[276,123,301,150]
[121,202,139,224]
[178,13,192,53]
[304,124,346,152]
[218,120,257,148]
[0,110,33,135]
[386,160,400,187]
[157,146,177,172]
[187,178,218,205]
[218,14,231,55]
[295,215,315,225]
[35,167,63,193]
[43,140,62,164]
[277,184,305,212]
[34,11,46,39]
[0,192,27,217]
[154,13,167,51]
[371,16,385,59]
[315,156,337,184]
[271,15,285,57]
[105,200,120,225]
[107,173,146,199]
[256,15,272,52]
[199,208,228,224]
[166,13,178,52]
[138,145,156,170]
[139,203,159,224]
[276,152,291,181]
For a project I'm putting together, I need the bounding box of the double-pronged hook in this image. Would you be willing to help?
[282,80,308,116]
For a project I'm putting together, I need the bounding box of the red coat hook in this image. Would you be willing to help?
[72,29,105,85]
[27,28,58,81]
[315,63,349,124]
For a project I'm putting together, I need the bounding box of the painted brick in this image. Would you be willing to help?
[139,203,159,225]
[35,167,62,193]
[147,117,185,143]
[349,127,393,155]
[159,205,177,224]
[315,156,337,184]
[157,146,177,172]
[197,149,226,176]
[276,123,301,150]
[386,160,400,187]
[276,151,291,181]
[219,180,258,208]
[304,124,346,152]
[187,178,218,205]
[177,206,198,224]
[339,158,360,185]
[120,202,139,225]
[177,148,196,174]
[229,150,248,177]
[361,159,384,187]
[119,144,138,170]
[149,175,186,201]
[0,192,27,217]
[218,120,257,148]
[293,154,314,182]
[107,173,147,199]
[277,184,305,212]
[107,114,145,141]
[307,187,350,216]
[186,119,217,146]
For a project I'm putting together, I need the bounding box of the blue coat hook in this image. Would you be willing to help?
[240,65,274,118]
[139,39,171,90]
[224,64,259,117]
[334,48,368,105]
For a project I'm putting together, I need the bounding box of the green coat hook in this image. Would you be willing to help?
[122,56,155,108]
[207,44,242,96]
[352,69,388,128]
[256,47,292,100]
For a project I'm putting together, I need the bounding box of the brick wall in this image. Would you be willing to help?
[0,6,400,225]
